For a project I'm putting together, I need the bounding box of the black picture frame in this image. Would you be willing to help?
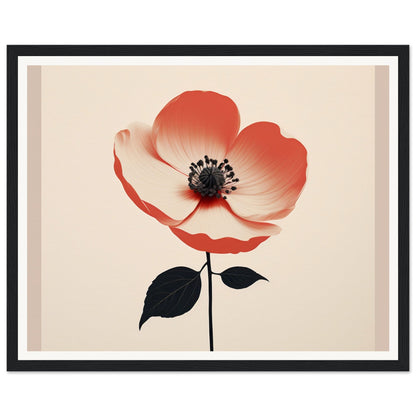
[7,45,409,371]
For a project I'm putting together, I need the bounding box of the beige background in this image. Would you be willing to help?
[30,65,387,351]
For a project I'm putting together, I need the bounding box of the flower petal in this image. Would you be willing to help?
[170,199,281,254]
[226,122,307,221]
[114,123,200,226]
[152,91,240,173]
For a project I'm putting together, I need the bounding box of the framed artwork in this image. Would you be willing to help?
[7,45,409,371]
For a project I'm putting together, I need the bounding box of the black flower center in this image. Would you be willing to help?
[188,156,239,199]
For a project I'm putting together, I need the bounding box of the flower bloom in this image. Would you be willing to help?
[114,91,307,254]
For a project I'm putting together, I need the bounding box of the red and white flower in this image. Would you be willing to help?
[114,91,307,254]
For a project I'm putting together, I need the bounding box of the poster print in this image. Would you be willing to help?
[7,46,409,371]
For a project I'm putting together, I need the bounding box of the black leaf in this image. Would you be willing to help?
[139,267,202,329]
[220,266,268,289]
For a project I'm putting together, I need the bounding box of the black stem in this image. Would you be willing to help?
[206,252,214,351]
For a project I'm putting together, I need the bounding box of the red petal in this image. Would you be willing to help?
[152,91,240,173]
[226,122,307,221]
[114,123,200,226]
[170,198,281,254]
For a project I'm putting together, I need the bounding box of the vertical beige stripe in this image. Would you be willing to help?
[27,66,42,351]
[375,66,389,351]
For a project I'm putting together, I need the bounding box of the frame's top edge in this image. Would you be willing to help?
[6,44,409,58]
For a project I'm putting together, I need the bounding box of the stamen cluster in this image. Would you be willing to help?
[188,155,239,199]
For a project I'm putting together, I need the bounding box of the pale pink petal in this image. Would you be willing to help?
[226,122,307,221]
[152,91,240,174]
[170,199,281,254]
[114,123,200,226]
